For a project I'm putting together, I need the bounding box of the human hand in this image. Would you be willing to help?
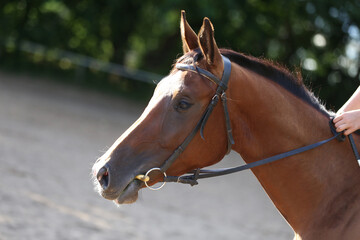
[333,110,360,135]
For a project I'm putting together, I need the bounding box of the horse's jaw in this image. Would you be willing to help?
[92,177,143,205]
[113,180,142,204]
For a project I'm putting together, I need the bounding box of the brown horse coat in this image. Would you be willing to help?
[93,11,360,240]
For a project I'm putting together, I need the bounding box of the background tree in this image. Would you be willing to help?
[0,0,359,109]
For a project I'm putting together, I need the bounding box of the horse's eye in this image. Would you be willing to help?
[176,100,192,111]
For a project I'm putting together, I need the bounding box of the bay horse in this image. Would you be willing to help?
[92,11,360,239]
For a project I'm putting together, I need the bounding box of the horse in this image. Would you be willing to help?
[92,11,360,239]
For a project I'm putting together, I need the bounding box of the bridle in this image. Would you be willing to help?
[135,55,233,189]
[161,55,235,169]
[135,54,360,190]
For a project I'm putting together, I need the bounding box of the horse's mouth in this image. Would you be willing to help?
[93,175,143,205]
[113,179,143,205]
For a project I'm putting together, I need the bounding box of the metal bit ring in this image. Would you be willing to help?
[144,168,167,191]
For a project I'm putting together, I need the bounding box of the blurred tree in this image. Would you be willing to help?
[0,0,359,108]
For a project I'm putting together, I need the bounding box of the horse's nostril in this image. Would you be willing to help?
[97,166,110,190]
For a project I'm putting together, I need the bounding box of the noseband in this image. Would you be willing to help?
[136,54,360,189]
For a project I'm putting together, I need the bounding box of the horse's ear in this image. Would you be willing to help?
[180,10,198,53]
[198,17,222,67]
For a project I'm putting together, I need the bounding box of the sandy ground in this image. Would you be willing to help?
[0,72,293,240]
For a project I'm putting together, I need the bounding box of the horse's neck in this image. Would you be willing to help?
[228,66,360,236]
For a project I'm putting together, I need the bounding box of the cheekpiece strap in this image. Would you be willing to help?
[176,55,234,154]
[160,55,234,175]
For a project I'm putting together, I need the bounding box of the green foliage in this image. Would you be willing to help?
[0,0,359,108]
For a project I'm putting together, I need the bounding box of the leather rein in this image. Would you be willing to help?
[135,54,360,190]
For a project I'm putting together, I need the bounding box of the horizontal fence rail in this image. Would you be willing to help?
[1,39,163,84]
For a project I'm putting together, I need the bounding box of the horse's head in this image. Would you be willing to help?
[92,11,230,204]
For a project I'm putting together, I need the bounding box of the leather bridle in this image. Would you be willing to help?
[158,55,235,172]
[135,54,360,189]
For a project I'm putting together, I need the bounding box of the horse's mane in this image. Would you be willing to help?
[175,48,330,116]
[220,49,330,116]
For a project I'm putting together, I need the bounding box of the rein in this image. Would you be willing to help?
[135,54,360,189]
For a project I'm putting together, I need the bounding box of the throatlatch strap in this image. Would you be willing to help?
[222,92,235,154]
